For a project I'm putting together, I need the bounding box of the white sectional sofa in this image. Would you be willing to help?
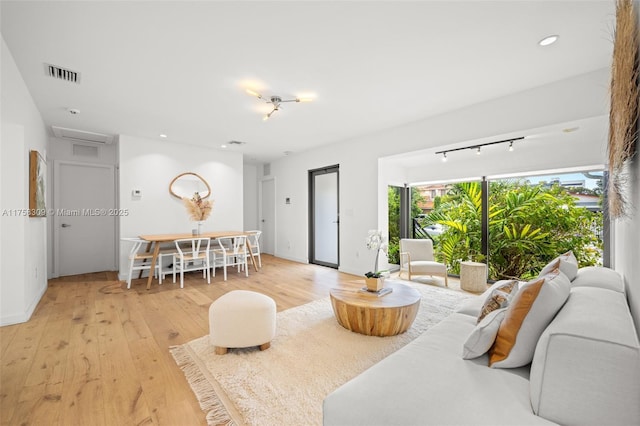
[323,266,640,425]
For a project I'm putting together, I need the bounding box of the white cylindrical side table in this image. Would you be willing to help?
[460,261,487,293]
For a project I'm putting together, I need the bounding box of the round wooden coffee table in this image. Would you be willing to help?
[329,281,421,336]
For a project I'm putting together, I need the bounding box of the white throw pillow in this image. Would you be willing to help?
[489,269,571,368]
[539,251,578,281]
[462,308,507,359]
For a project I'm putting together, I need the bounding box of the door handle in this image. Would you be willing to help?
[61,223,71,228]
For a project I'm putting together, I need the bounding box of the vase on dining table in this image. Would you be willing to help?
[192,221,204,235]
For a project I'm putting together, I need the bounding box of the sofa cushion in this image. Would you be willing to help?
[323,313,555,425]
[463,308,507,359]
[571,266,625,293]
[477,279,519,323]
[489,270,570,368]
[530,286,640,425]
[538,251,578,281]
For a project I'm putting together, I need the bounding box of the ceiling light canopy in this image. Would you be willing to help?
[538,35,559,46]
[246,88,314,120]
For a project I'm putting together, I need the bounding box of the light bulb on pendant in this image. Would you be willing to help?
[539,35,559,46]
[246,88,262,99]
[508,141,514,152]
[476,147,481,155]
[442,152,448,162]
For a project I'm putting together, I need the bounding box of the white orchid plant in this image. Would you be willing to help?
[365,229,388,279]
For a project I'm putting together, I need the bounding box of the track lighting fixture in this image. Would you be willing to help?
[435,136,524,161]
[246,88,313,120]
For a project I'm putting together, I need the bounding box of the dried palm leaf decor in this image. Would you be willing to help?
[608,0,639,218]
[183,192,213,221]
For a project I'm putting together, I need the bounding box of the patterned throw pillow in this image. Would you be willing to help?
[489,269,571,368]
[477,280,519,323]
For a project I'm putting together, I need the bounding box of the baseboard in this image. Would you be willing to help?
[0,283,47,326]
[337,266,363,277]
[274,253,309,264]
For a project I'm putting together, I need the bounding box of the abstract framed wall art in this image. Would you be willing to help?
[29,150,46,217]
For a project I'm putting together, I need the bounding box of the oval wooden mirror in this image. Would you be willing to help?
[169,172,211,200]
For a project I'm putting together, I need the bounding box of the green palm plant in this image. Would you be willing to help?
[423,180,602,280]
[426,182,486,274]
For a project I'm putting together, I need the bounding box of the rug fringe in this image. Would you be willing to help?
[170,344,237,426]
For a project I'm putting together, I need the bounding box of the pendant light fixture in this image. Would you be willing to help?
[246,89,313,121]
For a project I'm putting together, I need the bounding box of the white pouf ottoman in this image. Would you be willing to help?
[209,290,276,355]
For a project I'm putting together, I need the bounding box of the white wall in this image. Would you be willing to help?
[118,135,243,279]
[271,69,611,277]
[615,155,640,338]
[1,37,48,326]
[243,163,259,231]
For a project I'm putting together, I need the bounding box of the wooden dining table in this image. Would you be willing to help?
[139,231,259,290]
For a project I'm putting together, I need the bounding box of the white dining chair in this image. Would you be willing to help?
[212,235,248,281]
[245,230,262,268]
[173,237,211,288]
[122,237,162,289]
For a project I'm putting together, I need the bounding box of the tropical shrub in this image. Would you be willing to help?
[387,186,424,264]
[422,180,602,280]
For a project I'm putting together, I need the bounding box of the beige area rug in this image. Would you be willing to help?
[170,283,477,426]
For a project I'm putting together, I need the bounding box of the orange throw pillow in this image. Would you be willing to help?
[489,270,570,368]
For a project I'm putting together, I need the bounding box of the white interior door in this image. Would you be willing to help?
[55,162,116,276]
[310,166,339,268]
[260,178,275,255]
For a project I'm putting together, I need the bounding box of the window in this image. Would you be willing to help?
[407,169,605,280]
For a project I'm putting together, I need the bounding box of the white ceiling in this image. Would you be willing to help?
[1,1,615,164]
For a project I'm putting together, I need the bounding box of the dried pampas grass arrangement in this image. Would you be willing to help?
[608,0,639,218]
[183,192,213,221]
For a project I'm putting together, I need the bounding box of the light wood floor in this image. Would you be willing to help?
[0,255,366,426]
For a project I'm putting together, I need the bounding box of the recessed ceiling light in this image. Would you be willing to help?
[159,134,167,138]
[221,144,227,148]
[539,35,559,46]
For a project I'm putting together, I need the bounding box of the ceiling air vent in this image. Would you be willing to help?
[45,63,80,84]
[52,126,114,145]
